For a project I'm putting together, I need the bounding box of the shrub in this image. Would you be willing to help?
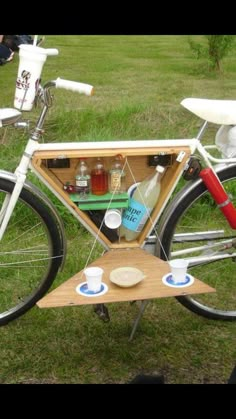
[188,35,235,72]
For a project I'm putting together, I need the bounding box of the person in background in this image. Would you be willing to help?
[1,35,44,52]
[0,35,14,65]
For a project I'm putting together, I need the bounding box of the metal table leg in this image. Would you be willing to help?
[129,300,149,341]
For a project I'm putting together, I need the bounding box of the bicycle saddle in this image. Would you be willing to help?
[0,108,22,127]
[181,98,236,125]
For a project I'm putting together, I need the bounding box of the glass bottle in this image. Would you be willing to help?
[108,154,126,194]
[120,165,165,241]
[75,158,91,198]
[91,158,108,195]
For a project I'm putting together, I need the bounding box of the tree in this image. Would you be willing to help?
[188,35,235,72]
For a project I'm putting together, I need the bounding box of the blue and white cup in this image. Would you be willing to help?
[168,259,189,284]
[84,266,104,293]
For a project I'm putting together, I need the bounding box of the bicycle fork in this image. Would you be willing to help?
[200,168,236,229]
[0,138,38,241]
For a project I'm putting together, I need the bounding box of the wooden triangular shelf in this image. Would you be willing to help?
[37,248,215,308]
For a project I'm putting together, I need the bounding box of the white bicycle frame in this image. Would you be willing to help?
[1,80,236,250]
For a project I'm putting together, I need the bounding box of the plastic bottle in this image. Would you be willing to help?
[75,158,91,198]
[108,154,126,194]
[91,158,108,195]
[120,165,165,241]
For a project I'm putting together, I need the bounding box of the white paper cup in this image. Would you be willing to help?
[84,267,104,293]
[14,45,48,111]
[104,209,122,229]
[168,259,189,284]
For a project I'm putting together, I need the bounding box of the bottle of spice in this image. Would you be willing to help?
[108,154,126,194]
[75,158,91,198]
[91,158,108,195]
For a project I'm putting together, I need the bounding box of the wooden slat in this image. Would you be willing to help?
[37,248,215,308]
[33,146,189,160]
[33,153,189,190]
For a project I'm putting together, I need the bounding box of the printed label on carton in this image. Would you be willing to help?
[121,198,150,232]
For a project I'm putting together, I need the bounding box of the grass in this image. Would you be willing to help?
[1,35,236,384]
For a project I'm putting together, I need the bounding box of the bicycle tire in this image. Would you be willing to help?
[158,164,236,320]
[0,178,63,326]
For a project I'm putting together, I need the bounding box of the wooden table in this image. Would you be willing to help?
[37,248,215,307]
[37,248,215,339]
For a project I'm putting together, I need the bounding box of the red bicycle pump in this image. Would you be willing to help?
[199,168,236,229]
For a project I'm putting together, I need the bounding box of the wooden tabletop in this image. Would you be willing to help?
[37,248,215,309]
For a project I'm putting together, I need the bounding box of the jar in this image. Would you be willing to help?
[75,158,91,198]
[91,158,108,195]
[108,154,126,194]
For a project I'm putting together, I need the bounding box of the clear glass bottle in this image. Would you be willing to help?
[75,158,91,198]
[120,165,165,241]
[108,154,126,194]
[91,158,108,195]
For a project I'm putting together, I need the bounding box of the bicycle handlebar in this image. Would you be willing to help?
[45,49,59,56]
[55,78,94,96]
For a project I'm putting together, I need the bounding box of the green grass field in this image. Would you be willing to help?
[0,35,236,384]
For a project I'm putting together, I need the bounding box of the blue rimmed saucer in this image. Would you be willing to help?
[162,273,194,288]
[76,282,108,297]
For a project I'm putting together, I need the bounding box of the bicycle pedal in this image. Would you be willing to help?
[93,304,110,322]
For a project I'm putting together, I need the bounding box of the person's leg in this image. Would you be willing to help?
[0,44,14,63]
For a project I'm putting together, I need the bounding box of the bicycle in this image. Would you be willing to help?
[1,53,236,329]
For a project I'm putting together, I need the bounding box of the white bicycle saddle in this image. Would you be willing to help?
[0,108,22,127]
[181,98,236,125]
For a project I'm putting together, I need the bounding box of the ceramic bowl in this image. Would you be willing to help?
[109,267,145,288]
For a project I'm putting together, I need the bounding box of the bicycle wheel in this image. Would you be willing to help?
[0,178,63,325]
[158,165,236,320]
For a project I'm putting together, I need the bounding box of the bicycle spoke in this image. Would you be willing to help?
[0,179,62,324]
[160,167,236,319]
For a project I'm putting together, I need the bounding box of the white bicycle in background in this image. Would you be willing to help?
[1,49,236,327]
